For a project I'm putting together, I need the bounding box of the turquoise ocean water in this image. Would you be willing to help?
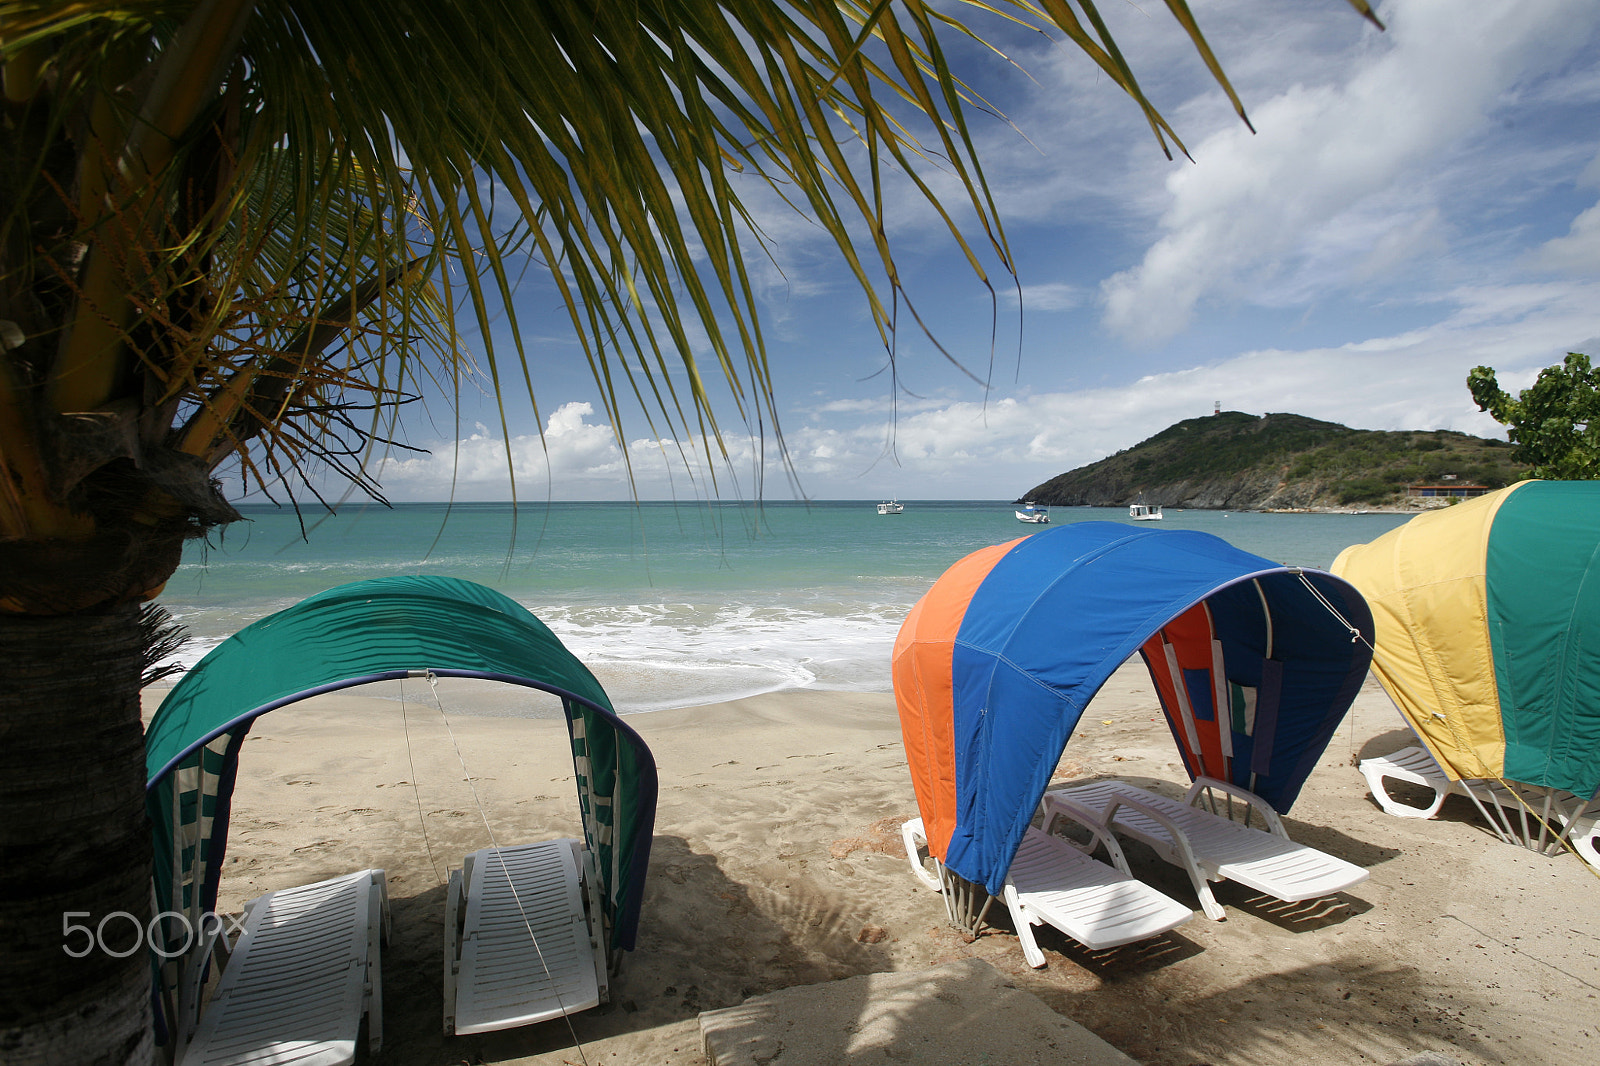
[159,501,1411,714]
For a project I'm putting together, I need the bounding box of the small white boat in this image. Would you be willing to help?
[1015,503,1050,524]
[1129,502,1163,521]
[877,500,904,515]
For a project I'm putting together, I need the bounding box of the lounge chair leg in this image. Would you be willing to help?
[1574,829,1600,871]
[901,818,944,892]
[1359,748,1453,819]
[1194,878,1227,921]
[1361,768,1447,819]
[1003,888,1048,968]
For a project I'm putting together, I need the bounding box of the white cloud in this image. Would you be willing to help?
[1100,0,1598,344]
[247,2,1600,507]
[670,2,1372,332]
[1530,201,1600,275]
[812,397,894,416]
[364,400,779,501]
[1582,148,1600,188]
[372,401,629,499]
[350,271,1600,503]
[1011,282,1083,312]
[772,275,1600,497]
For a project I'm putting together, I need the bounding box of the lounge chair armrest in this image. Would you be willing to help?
[364,869,387,1055]
[1041,793,1132,875]
[443,867,464,1036]
[1099,791,1210,879]
[1184,777,1288,838]
[576,845,612,997]
[172,911,232,1055]
[371,868,391,945]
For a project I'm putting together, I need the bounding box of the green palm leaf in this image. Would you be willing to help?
[2,0,1294,519]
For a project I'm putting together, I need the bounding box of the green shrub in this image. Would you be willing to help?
[1336,477,1394,504]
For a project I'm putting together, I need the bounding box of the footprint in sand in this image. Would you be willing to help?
[292,840,340,852]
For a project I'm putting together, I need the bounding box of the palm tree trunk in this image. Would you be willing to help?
[0,604,154,1065]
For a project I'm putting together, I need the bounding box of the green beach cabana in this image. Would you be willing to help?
[144,575,657,972]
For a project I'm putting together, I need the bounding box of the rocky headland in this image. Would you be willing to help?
[1018,411,1525,512]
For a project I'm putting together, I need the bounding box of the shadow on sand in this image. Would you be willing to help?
[370,831,898,1064]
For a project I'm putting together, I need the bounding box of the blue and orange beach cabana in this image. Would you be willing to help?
[892,522,1374,896]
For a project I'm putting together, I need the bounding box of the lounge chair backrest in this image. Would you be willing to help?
[1046,778,1368,921]
[175,868,387,1066]
[444,839,607,1036]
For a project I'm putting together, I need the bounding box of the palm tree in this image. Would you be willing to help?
[0,1,1378,1061]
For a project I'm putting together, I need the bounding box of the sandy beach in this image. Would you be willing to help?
[144,665,1600,1066]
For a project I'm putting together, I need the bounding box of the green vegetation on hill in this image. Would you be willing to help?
[1021,412,1527,510]
[1282,426,1521,504]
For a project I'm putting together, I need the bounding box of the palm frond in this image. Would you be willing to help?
[0,0,1368,530]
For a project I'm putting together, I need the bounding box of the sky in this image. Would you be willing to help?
[286,0,1600,504]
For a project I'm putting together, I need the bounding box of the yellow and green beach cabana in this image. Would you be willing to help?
[1333,480,1600,801]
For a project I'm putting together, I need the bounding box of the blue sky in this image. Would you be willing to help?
[324,0,1600,504]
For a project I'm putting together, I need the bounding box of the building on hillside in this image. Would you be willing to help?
[1405,478,1490,499]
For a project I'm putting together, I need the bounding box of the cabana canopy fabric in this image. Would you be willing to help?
[1332,480,1600,799]
[893,523,1373,895]
[145,575,657,955]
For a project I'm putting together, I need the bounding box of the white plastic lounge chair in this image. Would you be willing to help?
[901,816,945,892]
[443,838,608,1036]
[1361,745,1600,870]
[1359,745,1462,819]
[176,868,388,1066]
[902,811,1192,966]
[1569,809,1600,871]
[1044,777,1369,921]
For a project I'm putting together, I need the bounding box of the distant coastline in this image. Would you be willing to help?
[1071,500,1445,515]
[1019,411,1522,512]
